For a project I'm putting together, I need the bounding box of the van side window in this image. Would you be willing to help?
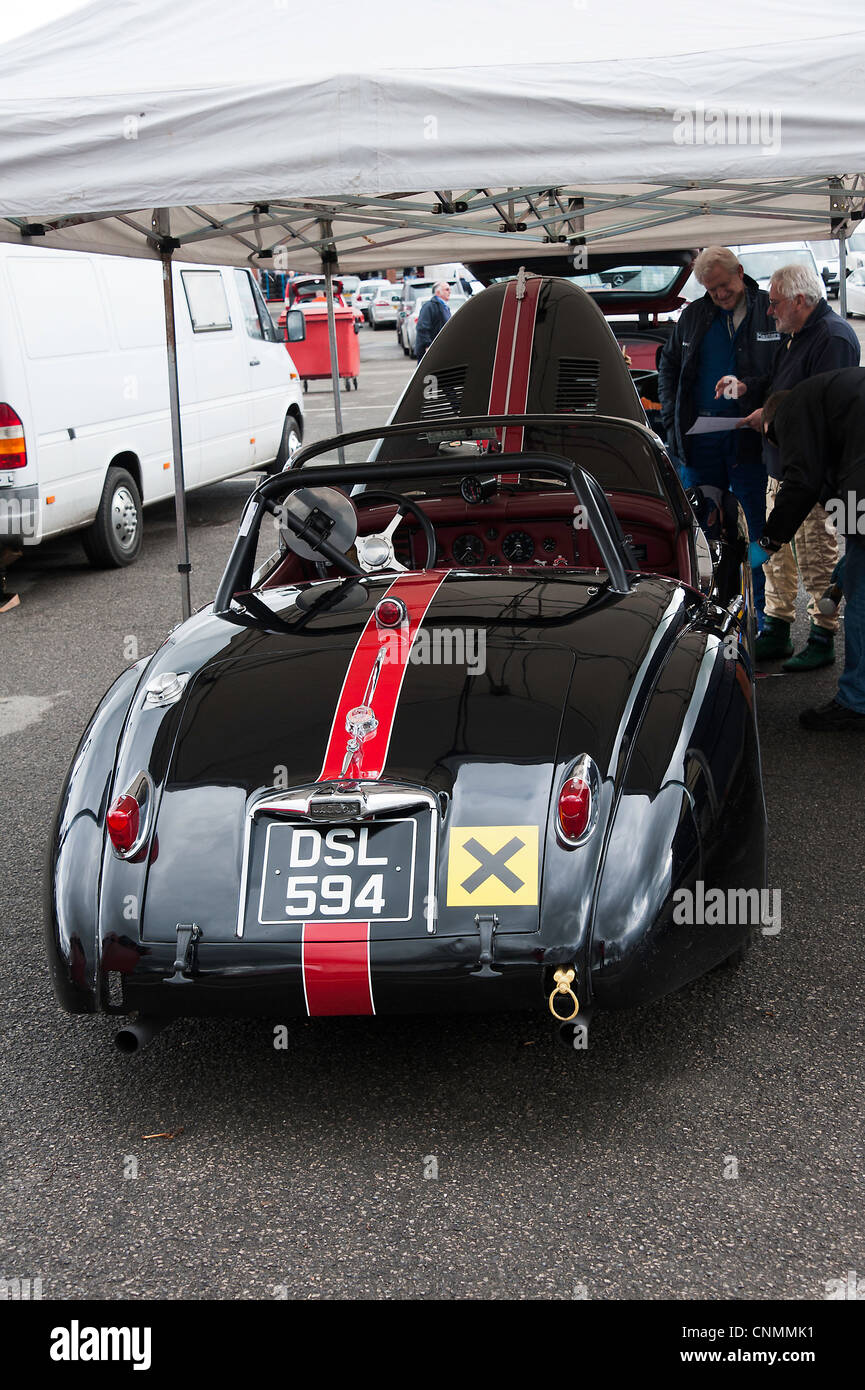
[248,273,282,343]
[235,268,274,342]
[181,271,232,332]
[235,269,264,340]
[237,270,281,343]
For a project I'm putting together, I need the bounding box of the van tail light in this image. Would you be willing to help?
[107,771,154,859]
[0,404,27,469]
[556,755,600,846]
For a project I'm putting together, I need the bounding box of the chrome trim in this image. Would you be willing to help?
[235,781,441,938]
[694,527,714,593]
[110,769,155,861]
[726,594,747,624]
[605,589,685,778]
[143,671,191,707]
[555,754,601,848]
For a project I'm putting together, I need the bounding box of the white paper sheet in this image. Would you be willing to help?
[686,416,744,435]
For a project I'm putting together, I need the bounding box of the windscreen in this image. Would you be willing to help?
[295,420,665,498]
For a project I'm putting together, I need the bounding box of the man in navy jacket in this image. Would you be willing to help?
[415,282,451,359]
[658,247,779,623]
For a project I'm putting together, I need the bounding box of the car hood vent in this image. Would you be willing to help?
[556,358,600,413]
[419,364,467,420]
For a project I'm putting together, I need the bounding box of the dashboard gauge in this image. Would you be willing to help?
[452,533,484,565]
[460,474,497,505]
[502,530,535,562]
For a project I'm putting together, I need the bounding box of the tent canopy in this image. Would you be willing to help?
[0,0,864,270]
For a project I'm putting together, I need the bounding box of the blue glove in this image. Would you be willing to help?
[748,540,770,567]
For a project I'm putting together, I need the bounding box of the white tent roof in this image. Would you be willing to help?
[0,0,863,268]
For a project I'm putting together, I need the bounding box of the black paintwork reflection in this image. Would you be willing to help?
[47,564,766,1018]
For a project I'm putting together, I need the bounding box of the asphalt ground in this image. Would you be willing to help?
[1,321,863,1303]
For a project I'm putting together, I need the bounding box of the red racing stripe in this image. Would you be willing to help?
[488,274,543,470]
[317,570,448,782]
[488,285,519,418]
[302,921,374,1016]
[501,275,542,452]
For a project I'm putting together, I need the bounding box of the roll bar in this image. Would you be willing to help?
[213,415,657,614]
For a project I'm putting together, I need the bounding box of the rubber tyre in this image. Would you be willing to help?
[716,933,752,971]
[81,467,143,568]
[265,414,302,475]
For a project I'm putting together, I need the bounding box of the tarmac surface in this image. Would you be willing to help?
[1,323,863,1301]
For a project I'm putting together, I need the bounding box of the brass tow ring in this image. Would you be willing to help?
[549,967,579,1021]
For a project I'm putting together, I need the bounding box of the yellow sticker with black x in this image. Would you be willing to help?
[446,826,539,906]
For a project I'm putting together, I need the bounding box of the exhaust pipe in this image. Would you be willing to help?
[114,1017,169,1053]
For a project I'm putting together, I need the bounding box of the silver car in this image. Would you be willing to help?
[355,279,393,322]
[367,283,402,330]
[404,291,468,357]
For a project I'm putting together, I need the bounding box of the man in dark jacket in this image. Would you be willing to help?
[415,282,451,359]
[658,246,779,622]
[733,262,860,670]
[752,368,865,730]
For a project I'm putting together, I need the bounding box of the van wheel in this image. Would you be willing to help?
[81,467,143,568]
[265,415,302,474]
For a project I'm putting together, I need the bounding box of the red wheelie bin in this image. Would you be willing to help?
[286,302,360,392]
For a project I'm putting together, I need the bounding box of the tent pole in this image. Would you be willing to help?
[839,232,848,319]
[155,215,191,622]
[320,222,345,465]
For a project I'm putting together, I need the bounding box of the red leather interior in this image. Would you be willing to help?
[264,489,690,587]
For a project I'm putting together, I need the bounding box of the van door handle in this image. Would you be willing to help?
[249,358,261,366]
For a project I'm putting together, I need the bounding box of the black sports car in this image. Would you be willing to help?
[47,270,766,1050]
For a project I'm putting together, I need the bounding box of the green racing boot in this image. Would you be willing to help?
[781,622,835,673]
[754,615,793,662]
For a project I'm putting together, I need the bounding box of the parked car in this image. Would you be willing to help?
[844,265,865,317]
[404,291,469,357]
[473,254,697,437]
[396,277,476,349]
[367,283,402,330]
[47,273,766,1050]
[338,274,361,305]
[808,241,841,298]
[0,245,304,567]
[843,229,865,272]
[396,278,437,349]
[354,279,394,321]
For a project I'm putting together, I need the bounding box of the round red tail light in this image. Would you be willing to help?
[107,794,140,853]
[558,777,591,842]
[375,598,406,628]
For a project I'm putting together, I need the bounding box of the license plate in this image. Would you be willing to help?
[257,818,417,925]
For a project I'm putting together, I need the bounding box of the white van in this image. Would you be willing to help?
[0,244,304,566]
